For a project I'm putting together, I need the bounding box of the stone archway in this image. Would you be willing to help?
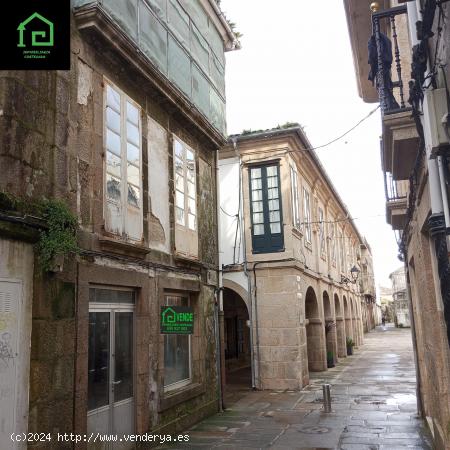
[305,287,326,372]
[222,287,252,403]
[334,293,346,358]
[344,295,353,347]
[323,291,337,365]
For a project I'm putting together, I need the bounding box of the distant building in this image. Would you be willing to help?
[389,267,410,327]
[379,286,395,323]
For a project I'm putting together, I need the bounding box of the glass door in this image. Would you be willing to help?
[87,288,135,449]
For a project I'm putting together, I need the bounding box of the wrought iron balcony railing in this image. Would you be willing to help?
[384,171,408,203]
[371,5,410,114]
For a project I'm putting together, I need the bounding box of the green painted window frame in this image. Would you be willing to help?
[249,163,284,254]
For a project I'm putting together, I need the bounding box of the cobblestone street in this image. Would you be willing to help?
[159,325,433,449]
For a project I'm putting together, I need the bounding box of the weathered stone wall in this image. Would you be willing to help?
[406,176,450,449]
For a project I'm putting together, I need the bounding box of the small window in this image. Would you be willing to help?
[290,166,300,229]
[174,139,197,231]
[318,207,326,257]
[249,164,284,253]
[339,230,345,272]
[303,188,312,243]
[164,294,192,390]
[330,221,337,266]
[104,81,142,240]
[173,136,198,259]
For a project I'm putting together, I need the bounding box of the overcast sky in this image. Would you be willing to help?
[221,0,401,289]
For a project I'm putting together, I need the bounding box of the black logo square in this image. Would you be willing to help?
[0,0,70,70]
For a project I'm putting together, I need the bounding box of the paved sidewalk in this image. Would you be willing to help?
[158,325,433,449]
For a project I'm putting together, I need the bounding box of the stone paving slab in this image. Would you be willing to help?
[156,326,433,449]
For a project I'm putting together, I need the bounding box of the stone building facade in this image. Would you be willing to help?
[389,266,410,327]
[344,0,450,448]
[218,127,377,393]
[0,0,239,447]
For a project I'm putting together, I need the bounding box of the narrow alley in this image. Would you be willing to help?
[160,325,432,449]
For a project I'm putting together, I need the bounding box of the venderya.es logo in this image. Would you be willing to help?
[1,0,69,70]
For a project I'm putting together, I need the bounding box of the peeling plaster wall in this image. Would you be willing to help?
[148,117,170,254]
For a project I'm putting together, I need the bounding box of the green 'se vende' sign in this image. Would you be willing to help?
[160,306,194,334]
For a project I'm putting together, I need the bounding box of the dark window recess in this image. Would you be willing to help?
[249,164,284,253]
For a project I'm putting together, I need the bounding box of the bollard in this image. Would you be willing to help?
[322,384,332,412]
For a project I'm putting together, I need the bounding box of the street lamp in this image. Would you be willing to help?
[340,265,360,285]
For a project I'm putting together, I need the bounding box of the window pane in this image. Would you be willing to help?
[106,174,121,202]
[164,296,190,387]
[127,163,140,186]
[187,180,195,197]
[270,223,281,233]
[114,312,133,402]
[252,201,263,212]
[252,190,262,201]
[176,173,184,192]
[89,289,135,304]
[164,334,190,386]
[176,207,184,225]
[88,312,110,411]
[268,199,279,211]
[175,157,183,175]
[188,197,196,215]
[106,85,120,111]
[127,143,140,166]
[176,190,184,209]
[174,140,183,159]
[106,151,121,178]
[126,101,139,125]
[251,168,261,179]
[269,211,280,222]
[268,188,279,199]
[186,149,194,162]
[106,107,120,134]
[187,169,195,185]
[127,122,140,146]
[253,224,264,235]
[251,178,262,190]
[253,212,264,224]
[127,184,140,208]
[106,129,121,156]
[266,166,277,176]
[267,176,278,188]
[188,213,196,230]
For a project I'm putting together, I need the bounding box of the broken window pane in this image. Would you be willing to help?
[106,151,121,178]
[106,174,121,202]
[127,183,140,208]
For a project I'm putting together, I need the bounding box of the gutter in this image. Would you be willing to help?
[207,0,242,50]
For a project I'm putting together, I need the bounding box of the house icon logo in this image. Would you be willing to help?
[162,307,177,324]
[17,12,54,48]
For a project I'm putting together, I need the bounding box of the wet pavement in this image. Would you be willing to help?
[158,325,433,449]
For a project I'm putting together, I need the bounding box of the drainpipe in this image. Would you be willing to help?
[215,149,224,411]
[233,138,257,390]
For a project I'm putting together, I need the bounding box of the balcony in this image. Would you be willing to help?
[73,0,236,142]
[384,172,408,230]
[371,5,420,180]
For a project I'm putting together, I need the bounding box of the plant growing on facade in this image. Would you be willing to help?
[37,200,78,272]
[0,192,79,272]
